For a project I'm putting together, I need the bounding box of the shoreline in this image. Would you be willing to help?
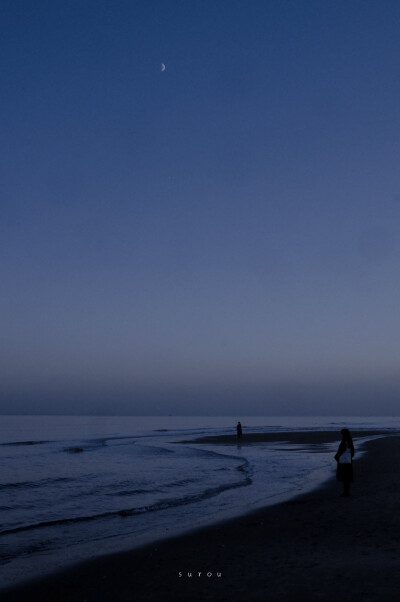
[4,432,400,601]
[180,428,393,445]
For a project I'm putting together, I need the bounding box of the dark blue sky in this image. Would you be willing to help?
[2,0,400,415]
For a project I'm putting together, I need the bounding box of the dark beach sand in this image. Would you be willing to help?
[184,428,392,445]
[4,432,400,601]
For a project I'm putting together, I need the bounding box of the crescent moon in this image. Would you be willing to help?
[161,63,166,72]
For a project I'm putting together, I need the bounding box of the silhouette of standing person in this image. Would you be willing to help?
[236,421,242,439]
[334,428,354,496]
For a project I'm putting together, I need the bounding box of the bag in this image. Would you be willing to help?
[339,447,352,464]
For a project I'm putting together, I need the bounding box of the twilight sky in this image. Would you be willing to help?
[2,0,400,415]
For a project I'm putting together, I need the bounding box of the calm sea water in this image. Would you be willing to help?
[0,415,398,589]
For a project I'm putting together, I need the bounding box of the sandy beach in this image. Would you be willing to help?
[4,432,400,601]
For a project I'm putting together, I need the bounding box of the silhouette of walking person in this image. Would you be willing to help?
[334,428,354,496]
[236,421,242,439]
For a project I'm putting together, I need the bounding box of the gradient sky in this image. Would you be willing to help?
[2,0,400,415]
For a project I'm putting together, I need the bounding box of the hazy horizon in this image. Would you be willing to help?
[2,1,400,416]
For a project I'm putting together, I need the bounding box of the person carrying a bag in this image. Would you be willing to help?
[334,428,355,497]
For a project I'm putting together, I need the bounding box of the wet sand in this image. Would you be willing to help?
[183,428,391,445]
[4,432,400,601]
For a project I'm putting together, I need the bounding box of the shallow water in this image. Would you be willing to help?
[0,415,398,589]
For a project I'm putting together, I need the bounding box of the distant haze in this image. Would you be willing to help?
[1,1,400,416]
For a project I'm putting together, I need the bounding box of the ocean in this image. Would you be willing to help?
[0,415,398,589]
